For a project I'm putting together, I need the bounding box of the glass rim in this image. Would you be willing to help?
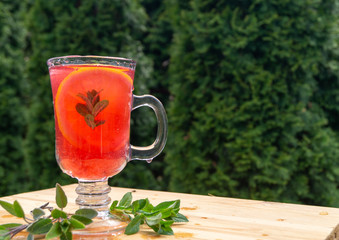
[47,55,136,69]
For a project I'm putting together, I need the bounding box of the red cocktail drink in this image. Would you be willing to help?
[47,56,167,237]
[49,65,134,180]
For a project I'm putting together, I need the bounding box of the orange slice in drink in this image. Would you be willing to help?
[55,66,133,152]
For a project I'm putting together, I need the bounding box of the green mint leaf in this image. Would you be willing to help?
[131,201,140,213]
[74,208,98,219]
[125,214,143,235]
[160,209,173,219]
[75,103,91,117]
[71,215,93,225]
[60,219,71,233]
[0,223,22,230]
[131,199,148,213]
[0,229,10,239]
[110,200,119,211]
[84,114,96,129]
[31,208,45,220]
[140,198,154,212]
[150,220,174,235]
[172,207,180,215]
[148,223,160,233]
[60,231,72,240]
[26,233,34,240]
[95,120,106,127]
[153,200,179,212]
[91,90,102,106]
[159,224,174,235]
[161,220,174,228]
[27,218,52,234]
[13,200,25,218]
[45,222,62,240]
[0,200,16,216]
[92,100,109,117]
[51,208,68,219]
[171,213,188,222]
[69,217,86,230]
[56,183,67,209]
[118,192,132,208]
[77,93,93,112]
[86,90,95,103]
[145,212,162,226]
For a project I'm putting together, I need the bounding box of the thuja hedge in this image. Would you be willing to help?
[0,1,27,195]
[164,0,339,207]
[1,0,339,207]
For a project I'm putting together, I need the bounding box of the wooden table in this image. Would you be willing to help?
[0,184,338,240]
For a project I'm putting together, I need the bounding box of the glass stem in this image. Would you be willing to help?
[76,181,111,214]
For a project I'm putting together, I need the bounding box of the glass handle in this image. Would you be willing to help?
[131,95,168,162]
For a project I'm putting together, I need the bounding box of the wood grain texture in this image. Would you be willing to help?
[0,184,338,240]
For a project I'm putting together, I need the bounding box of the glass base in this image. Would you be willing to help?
[72,211,129,239]
[73,181,129,239]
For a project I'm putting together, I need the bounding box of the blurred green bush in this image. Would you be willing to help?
[0,1,27,194]
[0,0,338,207]
[165,0,339,207]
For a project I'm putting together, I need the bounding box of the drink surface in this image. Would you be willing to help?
[49,64,134,180]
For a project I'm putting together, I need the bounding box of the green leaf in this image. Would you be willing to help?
[131,201,140,213]
[161,220,174,228]
[69,217,86,230]
[141,199,154,212]
[145,212,162,226]
[31,208,45,220]
[125,214,143,235]
[0,223,22,229]
[118,192,132,208]
[45,222,62,240]
[90,89,102,106]
[171,213,188,222]
[75,103,91,117]
[51,208,68,219]
[60,219,71,233]
[160,208,173,219]
[74,208,98,219]
[110,200,119,210]
[153,200,179,211]
[150,220,174,235]
[159,224,174,235]
[95,120,106,127]
[56,184,68,209]
[0,200,16,216]
[146,212,162,220]
[92,100,109,117]
[84,114,96,129]
[87,90,96,103]
[27,218,52,234]
[77,93,93,111]
[13,200,25,218]
[60,231,72,240]
[0,230,9,240]
[71,215,93,225]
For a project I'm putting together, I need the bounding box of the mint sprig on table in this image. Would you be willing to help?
[111,192,188,235]
[0,185,188,239]
[0,184,97,240]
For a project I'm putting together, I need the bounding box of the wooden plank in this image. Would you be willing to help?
[0,184,338,240]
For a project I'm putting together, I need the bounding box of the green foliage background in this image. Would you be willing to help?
[0,0,338,207]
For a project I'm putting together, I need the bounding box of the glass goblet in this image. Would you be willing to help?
[47,55,167,237]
